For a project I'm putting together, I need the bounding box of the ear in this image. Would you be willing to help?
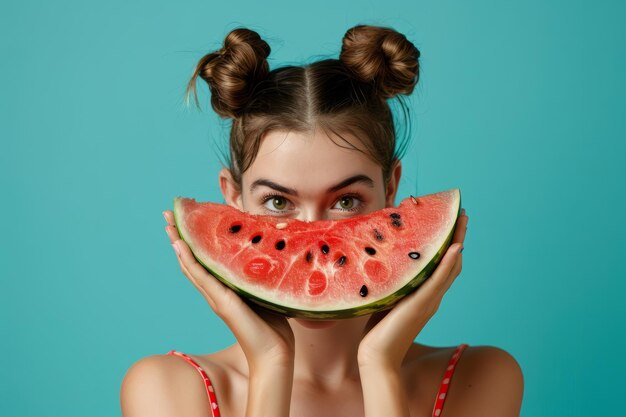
[385,160,402,207]
[219,167,244,210]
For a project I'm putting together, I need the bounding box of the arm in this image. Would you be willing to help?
[246,362,295,417]
[359,362,411,417]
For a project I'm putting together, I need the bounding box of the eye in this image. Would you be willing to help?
[333,194,363,212]
[261,194,291,213]
[271,196,287,210]
[338,196,355,209]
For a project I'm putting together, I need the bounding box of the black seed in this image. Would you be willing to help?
[251,235,262,244]
[306,251,313,263]
[392,218,402,228]
[336,256,346,266]
[359,285,368,297]
[390,213,401,220]
[409,251,420,259]
[374,228,384,241]
[229,224,242,233]
[365,247,376,255]
[321,244,329,254]
[275,240,286,250]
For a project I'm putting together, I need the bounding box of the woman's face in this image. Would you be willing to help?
[222,128,401,221]
[219,128,402,329]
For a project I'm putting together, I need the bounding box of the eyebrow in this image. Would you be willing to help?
[249,174,375,196]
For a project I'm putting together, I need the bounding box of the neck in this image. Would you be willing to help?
[287,315,370,388]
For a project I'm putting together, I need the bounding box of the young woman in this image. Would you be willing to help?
[121,25,523,417]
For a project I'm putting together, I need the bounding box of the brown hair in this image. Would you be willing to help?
[184,25,421,192]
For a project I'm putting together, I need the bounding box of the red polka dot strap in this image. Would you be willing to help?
[431,344,469,417]
[167,350,221,417]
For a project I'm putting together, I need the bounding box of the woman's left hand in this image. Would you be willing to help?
[357,208,469,370]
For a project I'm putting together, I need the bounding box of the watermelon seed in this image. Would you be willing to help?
[364,247,376,255]
[229,224,242,233]
[275,240,286,250]
[336,256,346,266]
[321,244,330,254]
[306,251,313,263]
[374,229,384,241]
[251,235,262,244]
[390,213,402,227]
[409,252,421,259]
[410,195,418,205]
[359,285,368,297]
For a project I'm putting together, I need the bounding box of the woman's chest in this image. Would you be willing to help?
[215,368,443,417]
[218,390,439,417]
[199,346,454,417]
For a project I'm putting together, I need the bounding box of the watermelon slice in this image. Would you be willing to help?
[173,188,461,319]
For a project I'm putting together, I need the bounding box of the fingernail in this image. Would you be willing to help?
[461,208,466,215]
[162,211,167,222]
[459,246,464,253]
[172,242,180,256]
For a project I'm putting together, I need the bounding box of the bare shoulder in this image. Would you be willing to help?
[437,345,524,417]
[120,352,227,417]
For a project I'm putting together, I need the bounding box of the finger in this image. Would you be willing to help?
[441,243,463,291]
[164,211,180,233]
[172,240,261,330]
[440,251,463,294]
[169,243,215,308]
[173,239,235,307]
[163,209,181,244]
[183,268,218,311]
[165,225,181,243]
[173,245,192,279]
[163,210,175,225]
[407,246,461,323]
[388,243,462,319]
[431,243,462,287]
[452,209,469,244]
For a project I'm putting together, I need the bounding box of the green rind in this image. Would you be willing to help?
[173,190,462,320]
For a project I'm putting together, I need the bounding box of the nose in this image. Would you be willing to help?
[296,207,327,223]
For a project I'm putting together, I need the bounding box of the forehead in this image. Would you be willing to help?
[242,129,383,195]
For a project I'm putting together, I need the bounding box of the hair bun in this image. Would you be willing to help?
[186,28,271,118]
[339,25,420,99]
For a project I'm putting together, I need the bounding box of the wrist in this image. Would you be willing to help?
[358,357,402,375]
[246,360,294,417]
[248,353,295,376]
[245,341,294,370]
[357,347,402,372]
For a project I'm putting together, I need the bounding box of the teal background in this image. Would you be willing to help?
[2,0,625,415]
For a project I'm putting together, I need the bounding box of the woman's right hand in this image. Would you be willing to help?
[163,210,295,372]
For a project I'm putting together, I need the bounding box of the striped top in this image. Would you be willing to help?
[168,343,469,417]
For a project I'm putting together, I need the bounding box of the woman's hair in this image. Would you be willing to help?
[184,25,421,191]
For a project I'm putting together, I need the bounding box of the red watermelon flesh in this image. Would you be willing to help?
[173,188,461,319]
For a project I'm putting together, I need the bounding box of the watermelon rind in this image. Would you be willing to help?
[172,189,461,320]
